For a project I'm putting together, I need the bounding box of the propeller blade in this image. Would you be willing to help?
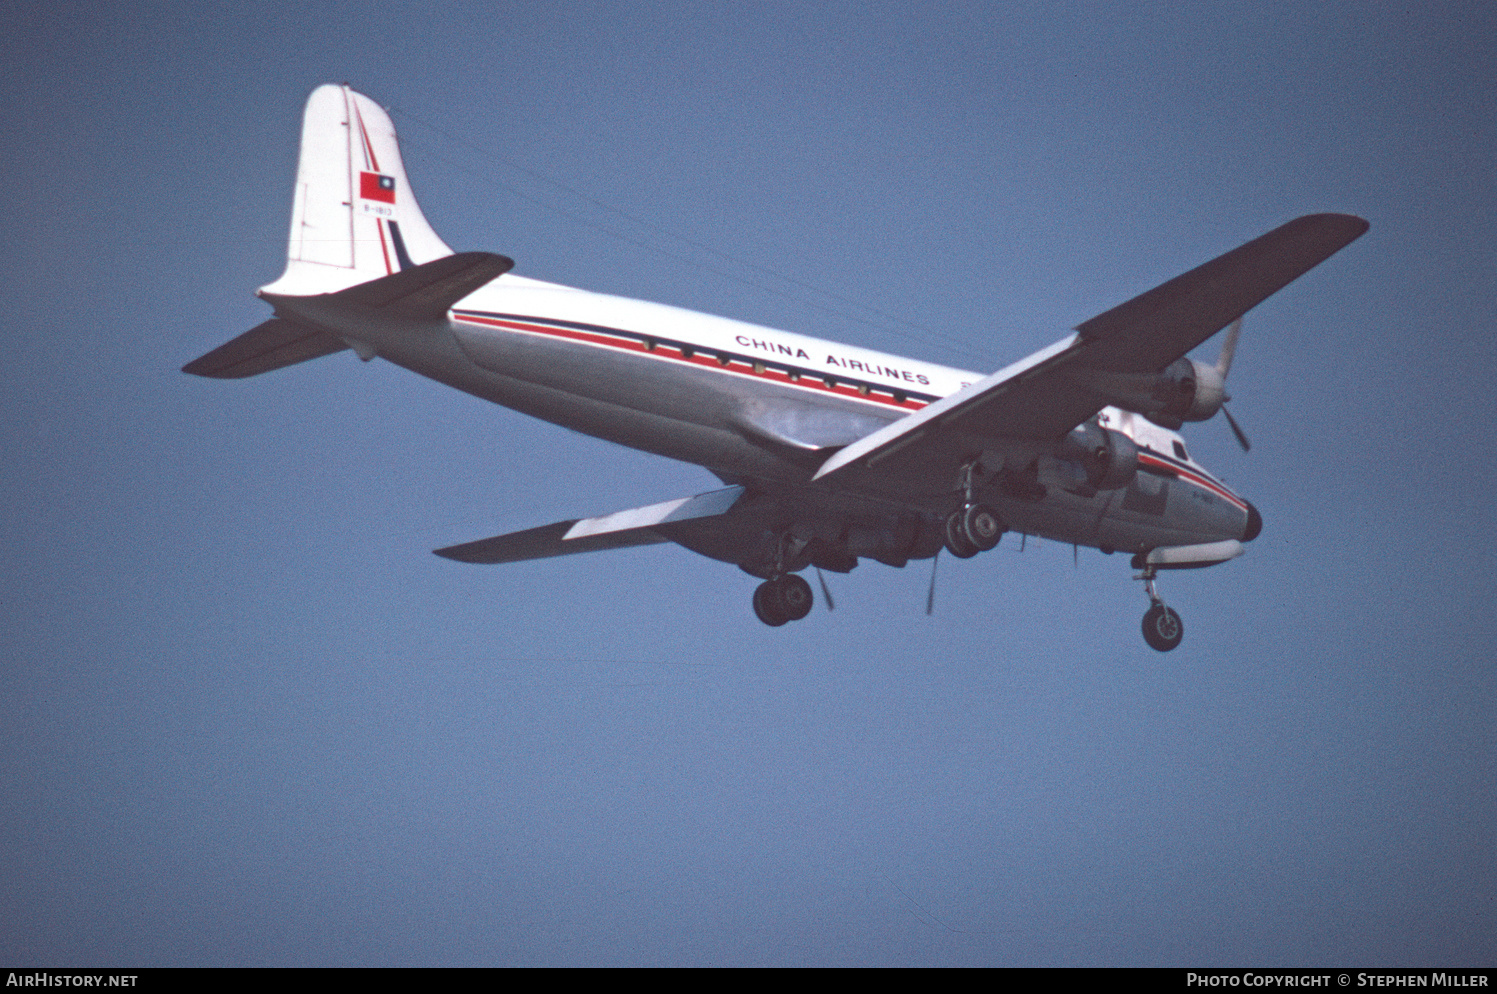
[1216,317,1244,379]
[815,566,835,611]
[1222,404,1252,452]
[925,548,940,616]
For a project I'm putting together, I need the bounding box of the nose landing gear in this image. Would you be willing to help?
[1142,602,1184,652]
[1136,566,1184,652]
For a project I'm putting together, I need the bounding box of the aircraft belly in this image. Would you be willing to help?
[447,362,802,481]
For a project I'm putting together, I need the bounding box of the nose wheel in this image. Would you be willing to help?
[1136,566,1184,652]
[1141,602,1184,652]
[752,573,814,627]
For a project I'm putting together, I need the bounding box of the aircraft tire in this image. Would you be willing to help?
[753,580,790,627]
[1141,604,1184,652]
[779,574,814,621]
[962,503,1004,551]
[943,511,980,559]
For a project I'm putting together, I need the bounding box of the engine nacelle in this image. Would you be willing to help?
[1145,358,1227,428]
[1060,423,1138,491]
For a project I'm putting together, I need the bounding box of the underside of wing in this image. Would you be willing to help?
[434,519,671,564]
[815,213,1368,495]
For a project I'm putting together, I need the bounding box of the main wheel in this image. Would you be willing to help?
[1141,604,1184,652]
[753,581,789,627]
[943,510,979,559]
[961,503,1004,551]
[778,574,814,621]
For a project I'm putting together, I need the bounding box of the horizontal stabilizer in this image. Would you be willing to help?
[435,486,746,565]
[181,318,348,379]
[318,251,516,319]
[189,253,516,379]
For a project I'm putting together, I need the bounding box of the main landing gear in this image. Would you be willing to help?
[943,502,1004,558]
[752,573,814,627]
[1136,565,1184,652]
[942,462,1005,559]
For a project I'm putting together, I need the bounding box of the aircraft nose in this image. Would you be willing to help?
[1242,501,1263,542]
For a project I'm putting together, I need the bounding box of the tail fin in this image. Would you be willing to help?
[183,85,470,379]
[259,84,453,298]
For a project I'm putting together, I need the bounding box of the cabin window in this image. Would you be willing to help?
[858,383,870,396]
[753,362,766,375]
[893,391,906,404]
[681,346,694,358]
[643,338,656,351]
[1172,441,1188,460]
[788,370,800,382]
[824,376,837,389]
[717,354,731,366]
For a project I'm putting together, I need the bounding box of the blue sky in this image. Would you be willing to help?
[3,1,1493,966]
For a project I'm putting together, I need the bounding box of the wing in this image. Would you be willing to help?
[434,486,744,564]
[814,213,1368,493]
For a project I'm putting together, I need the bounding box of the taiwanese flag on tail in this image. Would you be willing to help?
[360,171,396,203]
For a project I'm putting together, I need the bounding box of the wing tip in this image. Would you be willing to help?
[1292,212,1370,242]
[432,543,491,563]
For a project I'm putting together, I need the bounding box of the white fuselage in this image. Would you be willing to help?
[346,271,1254,560]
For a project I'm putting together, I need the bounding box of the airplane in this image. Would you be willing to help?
[184,84,1368,651]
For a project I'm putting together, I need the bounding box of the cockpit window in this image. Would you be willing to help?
[1172,441,1189,461]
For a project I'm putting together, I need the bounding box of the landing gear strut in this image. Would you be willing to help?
[752,574,814,627]
[1136,566,1184,652]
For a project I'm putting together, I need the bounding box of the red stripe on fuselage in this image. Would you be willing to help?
[1137,452,1246,511]
[452,312,931,412]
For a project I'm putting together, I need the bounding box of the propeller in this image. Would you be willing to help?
[1214,317,1252,453]
[925,548,940,616]
[1221,405,1252,453]
[815,566,835,612]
